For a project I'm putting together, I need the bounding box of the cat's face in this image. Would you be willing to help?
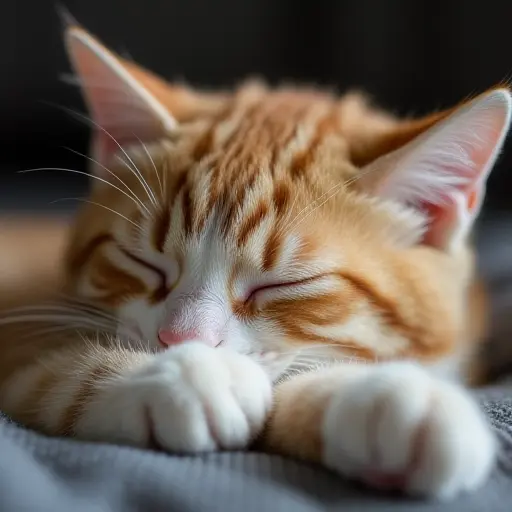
[65,104,428,377]
[62,25,511,378]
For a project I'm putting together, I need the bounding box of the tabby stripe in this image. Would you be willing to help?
[153,205,171,252]
[170,169,188,210]
[220,167,260,238]
[194,170,215,235]
[272,182,291,217]
[92,253,147,296]
[181,180,194,237]
[262,228,283,271]
[289,111,338,180]
[68,233,112,276]
[337,270,456,359]
[268,99,312,171]
[277,310,376,359]
[116,247,169,304]
[192,102,240,161]
[336,270,412,335]
[233,171,258,214]
[237,201,269,246]
[58,363,117,436]
[205,101,263,213]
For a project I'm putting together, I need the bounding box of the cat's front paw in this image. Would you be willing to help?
[75,342,273,452]
[322,363,496,500]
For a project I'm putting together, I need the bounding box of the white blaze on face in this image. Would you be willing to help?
[114,205,333,369]
[116,234,247,351]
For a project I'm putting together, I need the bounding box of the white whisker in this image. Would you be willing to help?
[3,303,114,318]
[17,324,113,342]
[51,198,141,229]
[40,300,120,325]
[276,180,343,239]
[290,164,383,233]
[18,167,151,216]
[0,313,113,327]
[277,164,382,239]
[139,138,164,199]
[114,155,158,208]
[57,106,158,209]
[63,146,148,211]
[289,183,344,233]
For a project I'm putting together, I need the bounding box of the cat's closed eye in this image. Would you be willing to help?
[245,274,329,305]
[116,245,176,297]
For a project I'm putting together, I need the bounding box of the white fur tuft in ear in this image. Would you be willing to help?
[362,89,512,252]
[64,26,177,175]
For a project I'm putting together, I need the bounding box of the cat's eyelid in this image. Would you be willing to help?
[247,273,331,300]
[113,243,171,286]
[115,242,181,290]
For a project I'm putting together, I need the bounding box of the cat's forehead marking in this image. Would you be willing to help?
[148,93,348,260]
[87,86,365,285]
[206,87,339,178]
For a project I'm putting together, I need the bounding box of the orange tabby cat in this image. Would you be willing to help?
[0,22,509,500]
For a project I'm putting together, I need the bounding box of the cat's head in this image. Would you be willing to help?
[61,23,511,378]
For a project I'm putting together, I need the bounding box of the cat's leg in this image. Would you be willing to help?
[260,362,495,500]
[0,341,272,452]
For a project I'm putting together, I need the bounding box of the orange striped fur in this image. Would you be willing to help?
[0,22,508,499]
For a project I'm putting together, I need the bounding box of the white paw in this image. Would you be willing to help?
[322,363,496,500]
[76,342,273,452]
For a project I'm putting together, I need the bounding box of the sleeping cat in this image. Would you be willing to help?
[0,21,509,500]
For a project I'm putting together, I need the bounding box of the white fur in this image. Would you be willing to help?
[322,362,496,500]
[376,90,511,209]
[75,342,272,451]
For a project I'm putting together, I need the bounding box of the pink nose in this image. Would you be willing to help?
[158,329,202,346]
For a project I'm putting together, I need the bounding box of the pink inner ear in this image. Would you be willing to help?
[420,181,483,250]
[389,92,511,250]
[421,201,455,248]
[67,30,171,171]
[419,133,494,249]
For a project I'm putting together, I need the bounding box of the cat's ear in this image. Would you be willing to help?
[64,23,180,173]
[359,89,512,252]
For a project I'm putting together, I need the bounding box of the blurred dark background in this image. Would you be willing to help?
[2,0,512,216]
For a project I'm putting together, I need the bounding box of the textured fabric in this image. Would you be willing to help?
[1,385,512,512]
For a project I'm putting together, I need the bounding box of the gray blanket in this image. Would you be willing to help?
[0,387,511,512]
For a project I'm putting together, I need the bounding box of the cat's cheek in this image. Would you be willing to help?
[116,318,143,342]
[222,328,258,360]
[117,299,164,348]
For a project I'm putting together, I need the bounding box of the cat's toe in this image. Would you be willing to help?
[322,363,430,478]
[76,342,273,453]
[405,380,496,499]
[321,362,496,500]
